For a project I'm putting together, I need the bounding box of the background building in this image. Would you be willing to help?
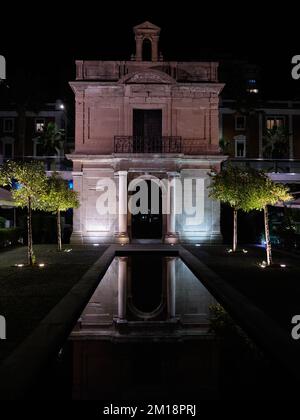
[0,99,71,167]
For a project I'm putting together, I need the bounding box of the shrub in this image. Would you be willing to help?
[0,228,24,248]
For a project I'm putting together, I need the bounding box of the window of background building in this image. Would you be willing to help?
[266,117,285,130]
[234,136,246,157]
[4,143,13,158]
[33,138,44,156]
[3,118,14,133]
[235,115,246,131]
[35,118,45,133]
[1,138,14,158]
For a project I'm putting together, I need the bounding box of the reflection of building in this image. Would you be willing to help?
[71,255,217,337]
[70,256,219,399]
[69,22,225,244]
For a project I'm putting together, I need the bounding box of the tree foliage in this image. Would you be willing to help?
[0,161,47,209]
[209,165,251,210]
[43,173,79,213]
[209,166,291,212]
[263,126,289,159]
[0,161,48,265]
[37,122,65,156]
[241,169,292,212]
[42,173,79,251]
[209,165,292,261]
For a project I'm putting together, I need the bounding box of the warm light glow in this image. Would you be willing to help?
[38,263,45,268]
[15,264,24,268]
[259,260,267,269]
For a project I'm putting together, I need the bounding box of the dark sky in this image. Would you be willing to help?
[1,2,300,103]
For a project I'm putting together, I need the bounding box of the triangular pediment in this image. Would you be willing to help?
[133,21,161,31]
[120,70,175,85]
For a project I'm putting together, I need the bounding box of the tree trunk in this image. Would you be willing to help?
[27,196,34,265]
[264,205,272,266]
[57,209,62,251]
[233,208,238,252]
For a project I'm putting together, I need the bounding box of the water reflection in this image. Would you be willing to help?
[69,256,221,400]
[58,255,290,400]
[71,255,217,337]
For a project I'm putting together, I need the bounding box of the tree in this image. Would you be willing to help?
[209,165,251,252]
[219,137,230,154]
[263,126,289,159]
[242,170,292,266]
[43,173,79,251]
[37,122,65,169]
[0,161,47,265]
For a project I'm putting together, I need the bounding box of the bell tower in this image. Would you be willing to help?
[133,21,161,62]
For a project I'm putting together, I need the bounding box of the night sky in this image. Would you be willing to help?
[1,3,300,104]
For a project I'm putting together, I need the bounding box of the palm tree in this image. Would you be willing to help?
[263,126,289,159]
[37,122,65,169]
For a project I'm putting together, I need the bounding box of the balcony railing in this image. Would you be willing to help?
[223,158,300,174]
[114,136,182,154]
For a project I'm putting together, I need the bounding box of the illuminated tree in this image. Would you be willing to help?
[242,170,292,265]
[43,173,79,251]
[209,165,251,252]
[0,161,47,265]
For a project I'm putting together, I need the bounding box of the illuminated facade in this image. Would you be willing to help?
[68,22,225,244]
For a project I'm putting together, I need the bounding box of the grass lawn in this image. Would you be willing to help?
[185,244,300,335]
[0,244,107,363]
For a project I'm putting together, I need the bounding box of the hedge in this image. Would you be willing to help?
[0,228,24,248]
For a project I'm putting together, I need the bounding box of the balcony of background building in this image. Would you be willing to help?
[223,158,300,183]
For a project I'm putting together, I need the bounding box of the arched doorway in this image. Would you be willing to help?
[130,177,163,240]
[142,38,152,61]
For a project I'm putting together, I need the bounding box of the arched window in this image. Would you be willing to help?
[142,38,152,61]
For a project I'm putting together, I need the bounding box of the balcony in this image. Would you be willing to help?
[223,158,300,173]
[223,158,300,183]
[114,136,221,155]
[114,136,182,154]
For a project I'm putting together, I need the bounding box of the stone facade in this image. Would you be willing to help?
[68,22,225,244]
